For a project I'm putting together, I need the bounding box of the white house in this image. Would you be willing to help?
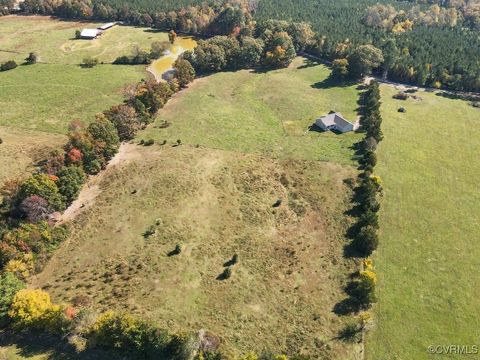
[315,112,354,133]
[80,29,100,39]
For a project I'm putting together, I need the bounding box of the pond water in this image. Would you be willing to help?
[147,36,197,81]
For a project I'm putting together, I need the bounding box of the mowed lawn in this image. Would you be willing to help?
[0,15,169,64]
[140,57,362,165]
[366,86,480,359]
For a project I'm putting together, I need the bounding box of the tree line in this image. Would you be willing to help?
[256,0,480,91]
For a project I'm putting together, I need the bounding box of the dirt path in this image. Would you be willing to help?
[57,142,140,224]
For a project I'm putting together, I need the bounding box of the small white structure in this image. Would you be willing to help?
[98,22,116,30]
[80,29,100,39]
[315,112,354,133]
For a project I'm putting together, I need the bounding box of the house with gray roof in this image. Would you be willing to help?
[315,112,354,133]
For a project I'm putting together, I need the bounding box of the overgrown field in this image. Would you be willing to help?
[140,57,362,165]
[31,144,360,357]
[366,86,480,358]
[0,127,65,185]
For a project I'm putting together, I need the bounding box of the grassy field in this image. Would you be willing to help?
[0,63,146,133]
[366,86,480,358]
[0,127,66,185]
[0,15,169,64]
[1,15,364,358]
[140,57,362,165]
[30,144,360,358]
[0,15,164,187]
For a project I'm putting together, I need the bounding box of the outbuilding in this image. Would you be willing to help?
[80,29,100,39]
[98,22,116,30]
[315,112,354,133]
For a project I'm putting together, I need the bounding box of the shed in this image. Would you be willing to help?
[80,29,99,39]
[315,112,354,133]
[98,22,116,30]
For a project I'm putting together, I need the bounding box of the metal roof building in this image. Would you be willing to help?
[80,29,100,39]
[98,22,116,30]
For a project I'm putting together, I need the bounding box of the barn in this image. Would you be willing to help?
[315,112,354,133]
[80,29,100,39]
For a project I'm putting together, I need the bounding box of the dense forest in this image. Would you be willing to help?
[2,0,480,91]
[255,0,480,91]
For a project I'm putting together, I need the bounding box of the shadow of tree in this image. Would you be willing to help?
[0,330,127,360]
[311,76,358,89]
[297,58,321,69]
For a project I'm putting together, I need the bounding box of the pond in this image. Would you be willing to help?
[147,36,197,81]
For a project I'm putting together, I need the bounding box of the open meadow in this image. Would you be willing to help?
[0,16,165,187]
[366,86,480,358]
[0,15,365,360]
[31,144,360,358]
[140,57,362,165]
[0,15,169,64]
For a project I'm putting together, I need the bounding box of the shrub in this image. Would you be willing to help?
[0,60,17,71]
[8,289,64,330]
[0,272,25,325]
[350,270,377,307]
[173,244,182,255]
[363,151,377,168]
[20,195,49,222]
[4,253,34,280]
[221,267,232,279]
[71,294,92,308]
[90,311,172,356]
[339,321,362,342]
[19,173,65,212]
[358,210,379,229]
[393,92,408,100]
[82,56,98,68]
[56,166,86,204]
[25,52,38,65]
[363,137,378,152]
[144,139,155,146]
[354,225,379,255]
[43,150,65,175]
[0,222,68,267]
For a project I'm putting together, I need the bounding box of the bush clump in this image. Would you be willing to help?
[56,166,86,204]
[0,273,25,325]
[8,289,67,332]
[1,60,17,71]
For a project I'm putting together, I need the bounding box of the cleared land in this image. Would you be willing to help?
[366,86,480,358]
[0,64,145,133]
[0,15,169,64]
[1,16,363,358]
[140,57,362,165]
[0,16,166,186]
[31,144,359,358]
